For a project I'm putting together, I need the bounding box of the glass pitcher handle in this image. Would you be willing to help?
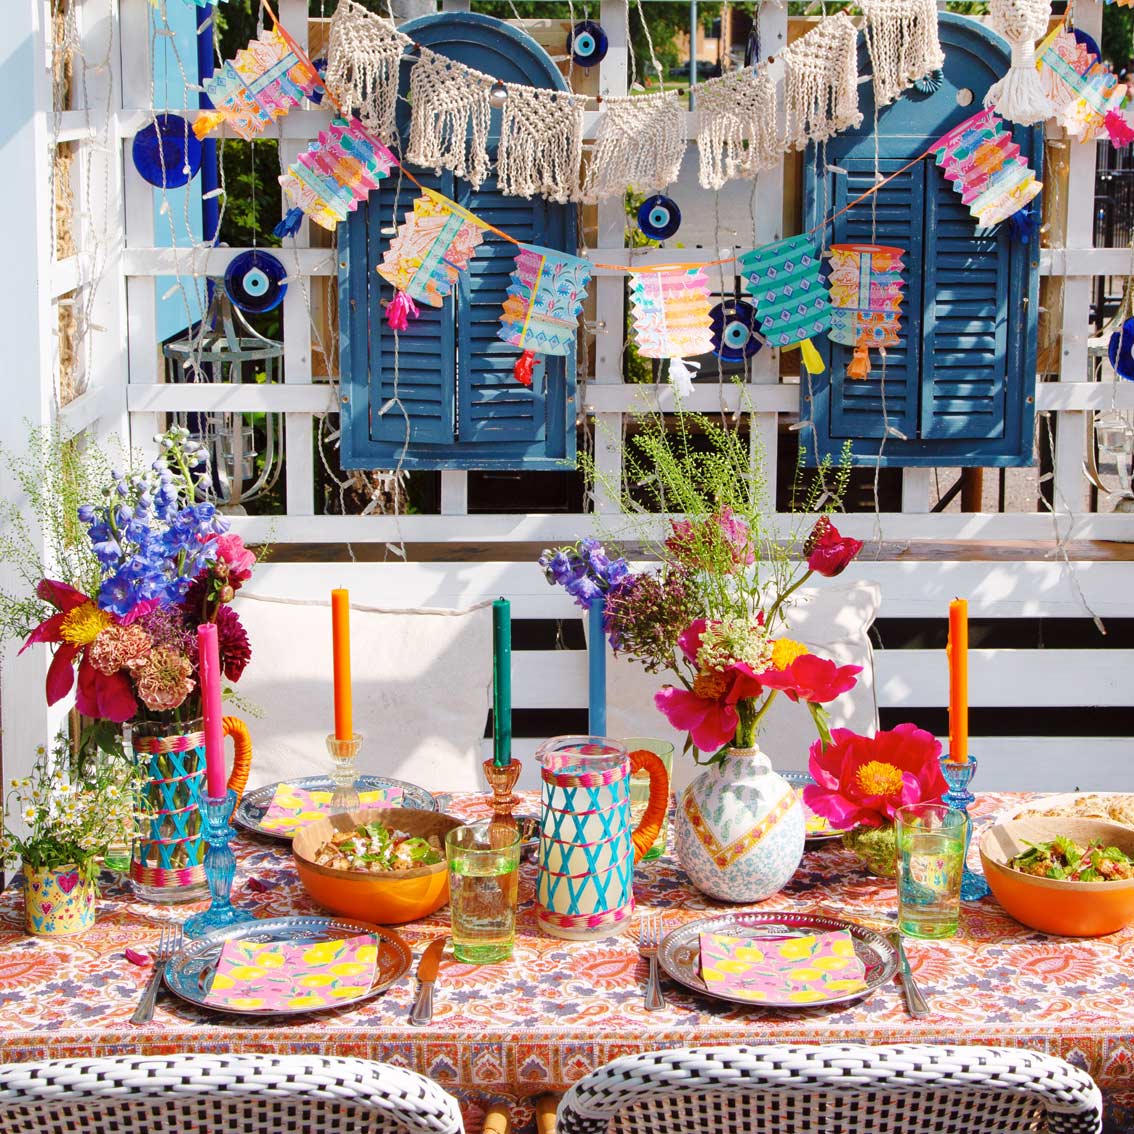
[221,716,253,803]
[627,750,669,863]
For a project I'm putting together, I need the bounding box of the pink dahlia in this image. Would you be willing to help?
[803,723,947,829]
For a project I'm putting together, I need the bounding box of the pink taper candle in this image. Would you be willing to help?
[198,623,227,798]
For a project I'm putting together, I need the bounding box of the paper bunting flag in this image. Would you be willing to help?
[376,189,488,328]
[498,244,592,387]
[193,27,320,140]
[279,117,398,231]
[1038,26,1131,145]
[629,268,714,396]
[932,109,1043,228]
[827,243,905,379]
[738,235,831,375]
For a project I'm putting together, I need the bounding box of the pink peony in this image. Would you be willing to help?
[803,723,947,829]
[755,653,861,705]
[213,533,255,587]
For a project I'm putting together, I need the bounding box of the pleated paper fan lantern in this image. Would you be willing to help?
[827,243,905,380]
[932,108,1043,227]
[376,190,488,329]
[498,244,592,387]
[279,117,398,231]
[1038,26,1131,144]
[629,268,715,396]
[738,234,831,374]
[194,27,321,140]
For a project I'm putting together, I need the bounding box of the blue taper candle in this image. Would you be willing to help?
[588,598,607,736]
[492,597,512,767]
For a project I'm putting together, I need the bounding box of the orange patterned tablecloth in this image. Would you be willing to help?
[1,791,1132,1133]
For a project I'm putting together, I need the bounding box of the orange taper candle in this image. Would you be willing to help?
[331,588,353,741]
[947,597,968,763]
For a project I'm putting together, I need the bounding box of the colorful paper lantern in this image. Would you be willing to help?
[279,117,398,231]
[827,243,905,380]
[1038,26,1131,145]
[629,268,715,396]
[498,244,592,387]
[193,27,321,141]
[738,234,831,374]
[376,189,488,329]
[932,108,1043,228]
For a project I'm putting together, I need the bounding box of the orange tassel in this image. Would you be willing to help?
[847,345,871,379]
[192,110,227,140]
[514,349,535,387]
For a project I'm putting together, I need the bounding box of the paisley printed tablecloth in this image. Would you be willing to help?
[1,791,1132,1134]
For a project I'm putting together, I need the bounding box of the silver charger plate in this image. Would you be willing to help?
[782,771,854,843]
[164,915,412,1017]
[234,775,437,841]
[658,911,898,1009]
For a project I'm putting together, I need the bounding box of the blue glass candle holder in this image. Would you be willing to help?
[184,790,256,939]
[939,756,992,901]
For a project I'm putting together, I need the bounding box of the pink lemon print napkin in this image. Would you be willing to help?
[260,783,405,834]
[699,930,867,1004]
[203,934,379,1011]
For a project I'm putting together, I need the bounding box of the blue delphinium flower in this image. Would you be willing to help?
[538,540,631,611]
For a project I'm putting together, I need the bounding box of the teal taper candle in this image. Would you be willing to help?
[492,597,512,767]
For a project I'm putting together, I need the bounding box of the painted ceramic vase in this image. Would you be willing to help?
[675,746,805,902]
[23,863,97,937]
[535,735,669,941]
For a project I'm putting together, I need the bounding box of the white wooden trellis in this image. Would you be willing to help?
[1,0,1133,789]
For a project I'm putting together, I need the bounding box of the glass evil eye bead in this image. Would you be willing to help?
[637,194,681,240]
[709,300,762,362]
[131,114,202,189]
[567,21,608,68]
[223,250,288,315]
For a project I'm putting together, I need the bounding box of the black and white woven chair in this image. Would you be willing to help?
[0,1053,464,1134]
[552,1044,1103,1134]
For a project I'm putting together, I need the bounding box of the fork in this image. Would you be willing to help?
[130,922,182,1025]
[638,913,666,1011]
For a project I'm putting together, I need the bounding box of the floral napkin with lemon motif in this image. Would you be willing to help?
[699,930,867,1004]
[260,783,405,834]
[204,934,379,1011]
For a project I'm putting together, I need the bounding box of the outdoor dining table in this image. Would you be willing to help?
[1,790,1132,1134]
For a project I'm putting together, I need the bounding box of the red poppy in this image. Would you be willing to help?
[654,619,763,753]
[755,652,861,705]
[21,580,138,722]
[803,723,947,829]
[805,517,864,578]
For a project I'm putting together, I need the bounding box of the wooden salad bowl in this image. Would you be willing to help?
[293,807,464,925]
[979,816,1134,937]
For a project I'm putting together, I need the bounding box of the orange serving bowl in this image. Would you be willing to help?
[979,816,1134,937]
[292,807,464,926]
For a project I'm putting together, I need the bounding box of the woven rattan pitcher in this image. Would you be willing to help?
[129,717,253,903]
[534,736,669,941]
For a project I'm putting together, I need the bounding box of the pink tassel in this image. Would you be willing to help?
[514,349,536,387]
[386,290,418,332]
[1106,110,1134,148]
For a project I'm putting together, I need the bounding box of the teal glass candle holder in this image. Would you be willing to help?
[939,755,992,902]
[184,790,256,939]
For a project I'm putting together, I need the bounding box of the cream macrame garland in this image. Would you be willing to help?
[860,0,945,108]
[497,85,587,203]
[696,69,781,190]
[406,49,493,189]
[324,0,411,143]
[781,12,863,150]
[580,91,686,201]
[983,0,1053,125]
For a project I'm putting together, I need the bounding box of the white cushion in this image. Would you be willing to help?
[599,579,881,793]
[231,593,492,792]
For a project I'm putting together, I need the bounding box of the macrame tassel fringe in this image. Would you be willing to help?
[847,346,872,380]
[514,350,536,387]
[1107,110,1134,147]
[696,70,781,190]
[580,92,686,201]
[984,39,1053,125]
[781,13,863,150]
[386,290,418,332]
[668,357,697,398]
[860,0,945,108]
[497,87,586,203]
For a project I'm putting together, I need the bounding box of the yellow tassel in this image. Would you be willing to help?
[847,345,871,380]
[799,338,825,375]
[192,111,226,140]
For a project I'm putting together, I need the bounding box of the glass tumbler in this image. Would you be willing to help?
[896,803,968,939]
[445,821,521,963]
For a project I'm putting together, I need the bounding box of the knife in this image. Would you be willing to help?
[409,936,448,1026]
[890,931,930,1017]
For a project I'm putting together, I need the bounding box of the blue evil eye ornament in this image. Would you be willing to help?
[224,250,288,314]
[1108,317,1134,381]
[709,299,762,362]
[637,194,681,240]
[567,21,608,68]
[132,114,202,188]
